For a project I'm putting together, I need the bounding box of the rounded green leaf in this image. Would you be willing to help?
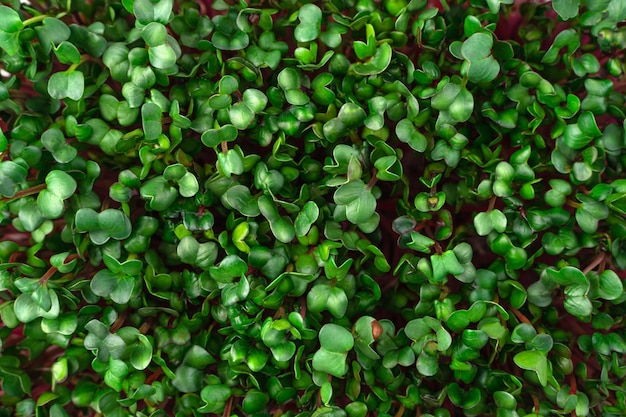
[134,0,173,25]
[564,294,592,318]
[338,103,367,129]
[319,323,354,352]
[229,103,255,129]
[352,43,392,76]
[307,284,331,314]
[467,58,500,83]
[473,212,492,236]
[37,190,65,219]
[0,5,24,55]
[396,119,427,152]
[242,89,268,113]
[141,22,167,47]
[48,71,84,101]
[53,41,81,65]
[326,287,348,318]
[295,4,322,42]
[149,43,177,69]
[513,350,549,386]
[312,348,349,377]
[98,209,132,240]
[295,201,320,237]
[461,32,493,62]
[178,172,199,197]
[243,390,268,414]
[598,270,624,301]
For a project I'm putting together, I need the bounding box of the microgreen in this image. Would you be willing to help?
[1,0,625,416]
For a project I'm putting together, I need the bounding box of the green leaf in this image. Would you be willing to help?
[513,350,549,386]
[564,294,592,318]
[553,0,580,20]
[98,209,133,240]
[14,290,60,323]
[242,89,268,113]
[312,324,353,377]
[338,103,367,129]
[148,43,177,69]
[41,129,77,164]
[178,172,199,197]
[295,201,320,236]
[172,366,203,393]
[36,191,63,219]
[222,185,260,217]
[141,22,167,47]
[598,270,624,301]
[467,58,500,83]
[229,103,255,130]
[307,284,331,314]
[141,102,162,141]
[134,0,173,25]
[200,384,231,413]
[201,125,238,147]
[352,43,392,76]
[53,41,81,64]
[243,390,268,414]
[177,236,218,268]
[449,87,474,122]
[546,266,588,287]
[45,170,77,199]
[473,212,492,236]
[0,5,24,55]
[461,33,493,62]
[295,4,322,42]
[212,27,249,51]
[36,17,70,53]
[48,71,85,101]
[210,255,247,283]
[91,269,137,304]
[334,181,377,224]
[416,352,438,376]
[327,287,348,318]
[140,176,179,211]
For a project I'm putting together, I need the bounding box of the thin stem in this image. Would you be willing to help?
[22,14,47,26]
[349,130,362,145]
[566,199,582,209]
[433,241,443,255]
[0,183,47,203]
[509,306,532,324]
[145,367,163,385]
[394,405,406,417]
[222,396,233,417]
[582,252,606,275]
[366,170,378,190]
[570,374,577,394]
[110,311,128,333]
[39,267,58,284]
[138,322,151,334]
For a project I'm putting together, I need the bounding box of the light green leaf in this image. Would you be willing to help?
[149,43,177,69]
[461,32,493,61]
[0,5,24,55]
[553,0,580,20]
[294,201,320,236]
[48,71,85,101]
[513,350,549,386]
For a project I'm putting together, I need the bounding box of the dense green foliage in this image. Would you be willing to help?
[1,0,626,416]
